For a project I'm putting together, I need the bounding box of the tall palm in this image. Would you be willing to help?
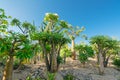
[90,35,107,75]
[32,13,70,73]
[67,26,85,60]
[90,35,120,74]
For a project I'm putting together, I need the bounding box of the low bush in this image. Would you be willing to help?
[64,74,75,80]
[113,57,120,68]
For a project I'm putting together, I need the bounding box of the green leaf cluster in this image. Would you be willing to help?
[75,44,94,63]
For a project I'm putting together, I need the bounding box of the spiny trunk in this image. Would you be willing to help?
[51,44,57,73]
[98,52,104,75]
[97,53,99,65]
[103,60,108,67]
[51,52,57,73]
[2,56,14,80]
[57,44,62,69]
[44,49,50,71]
[71,39,76,60]
[103,54,111,67]
[40,42,50,71]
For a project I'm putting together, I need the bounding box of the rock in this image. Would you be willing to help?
[30,67,47,79]
[59,69,93,80]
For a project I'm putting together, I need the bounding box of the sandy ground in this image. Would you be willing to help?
[0,58,120,80]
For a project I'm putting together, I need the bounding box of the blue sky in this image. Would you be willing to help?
[0,0,120,43]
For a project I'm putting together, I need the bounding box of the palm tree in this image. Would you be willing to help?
[32,13,70,73]
[90,35,107,75]
[90,35,120,74]
[1,17,36,80]
[67,26,85,60]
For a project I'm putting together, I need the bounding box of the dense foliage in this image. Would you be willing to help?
[75,44,94,66]
[113,56,120,68]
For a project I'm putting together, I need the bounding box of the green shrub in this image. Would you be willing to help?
[47,72,56,80]
[64,74,74,80]
[79,53,88,64]
[57,56,63,64]
[76,44,94,65]
[113,57,120,68]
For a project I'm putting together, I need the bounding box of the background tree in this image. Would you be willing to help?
[90,35,106,75]
[60,45,72,64]
[67,26,85,60]
[90,35,120,74]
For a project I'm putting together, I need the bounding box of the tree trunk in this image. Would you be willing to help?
[103,60,108,67]
[51,54,57,72]
[103,54,111,67]
[40,42,50,71]
[51,45,57,73]
[2,56,14,80]
[98,51,104,75]
[71,39,76,60]
[97,53,99,65]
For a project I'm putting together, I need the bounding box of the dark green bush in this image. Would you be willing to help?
[47,72,56,80]
[64,74,74,80]
[113,57,120,68]
[57,56,63,64]
[78,53,88,64]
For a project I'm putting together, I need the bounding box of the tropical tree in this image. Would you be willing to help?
[75,43,94,67]
[0,10,36,79]
[90,35,105,75]
[90,35,120,74]
[67,26,85,60]
[32,13,70,73]
[0,32,34,80]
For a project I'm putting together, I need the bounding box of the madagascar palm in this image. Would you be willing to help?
[90,35,108,75]
[0,13,36,79]
[90,35,120,74]
[67,26,85,60]
[32,13,70,73]
[1,31,35,80]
